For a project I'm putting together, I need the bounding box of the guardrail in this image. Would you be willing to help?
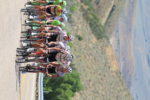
[38,73,44,100]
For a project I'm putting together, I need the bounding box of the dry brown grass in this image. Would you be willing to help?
[65,1,133,99]
[105,45,119,72]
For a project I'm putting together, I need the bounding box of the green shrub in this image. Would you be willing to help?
[81,0,91,5]
[44,71,82,100]
[70,5,77,12]
[81,6,106,39]
[75,35,83,41]
[67,42,73,47]
[67,32,71,35]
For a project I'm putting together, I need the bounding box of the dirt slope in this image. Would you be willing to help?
[65,1,133,99]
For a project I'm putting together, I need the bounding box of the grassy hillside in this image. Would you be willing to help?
[65,0,133,100]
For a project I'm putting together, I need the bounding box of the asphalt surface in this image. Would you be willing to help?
[0,0,36,99]
[20,73,36,100]
[111,0,150,99]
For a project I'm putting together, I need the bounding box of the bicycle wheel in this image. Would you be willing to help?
[19,67,28,72]
[27,67,40,72]
[16,58,26,63]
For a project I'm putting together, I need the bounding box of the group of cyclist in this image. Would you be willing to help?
[16,0,74,78]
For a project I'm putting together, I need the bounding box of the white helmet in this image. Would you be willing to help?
[65,45,71,52]
[67,67,72,72]
[62,8,68,14]
[68,35,74,41]
[66,54,73,62]
[62,14,68,22]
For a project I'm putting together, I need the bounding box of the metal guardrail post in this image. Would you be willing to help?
[38,73,44,100]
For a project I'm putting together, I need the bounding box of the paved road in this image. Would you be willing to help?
[111,0,150,100]
[130,0,150,100]
[0,0,36,99]
[111,0,136,87]
[20,73,36,100]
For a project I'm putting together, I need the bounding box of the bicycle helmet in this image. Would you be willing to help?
[62,8,68,14]
[65,45,71,52]
[62,1,67,7]
[67,67,72,72]
[26,64,31,69]
[68,35,74,41]
[61,23,65,28]
[66,54,73,62]
[62,14,68,22]
[50,20,61,26]
[56,5,62,16]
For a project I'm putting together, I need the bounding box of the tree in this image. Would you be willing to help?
[44,71,82,100]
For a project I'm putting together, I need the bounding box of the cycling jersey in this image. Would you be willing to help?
[47,20,61,26]
[32,26,39,30]
[47,50,59,62]
[47,67,56,73]
[47,0,62,4]
[47,66,64,77]
[46,5,62,16]
[48,34,59,42]
[55,5,62,16]
[56,31,67,43]
[46,6,56,16]
[55,51,68,66]
[31,2,40,5]
[46,50,68,65]
[46,42,65,49]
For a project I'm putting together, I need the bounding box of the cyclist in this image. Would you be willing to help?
[25,19,62,26]
[45,66,72,77]
[29,0,67,8]
[22,63,72,78]
[31,25,62,32]
[22,49,73,65]
[29,41,66,49]
[22,28,65,41]
[33,5,63,17]
[23,31,72,44]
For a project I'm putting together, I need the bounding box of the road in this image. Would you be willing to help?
[111,0,150,100]
[0,0,36,99]
[130,0,150,99]
[20,73,36,100]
